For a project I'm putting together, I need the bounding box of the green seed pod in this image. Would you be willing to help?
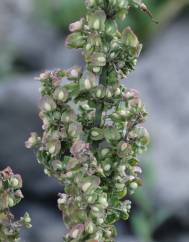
[87,10,106,31]
[85,220,96,234]
[93,66,101,73]
[117,165,126,176]
[23,213,31,224]
[10,175,21,188]
[111,39,120,50]
[95,85,105,99]
[122,27,139,48]
[114,187,128,199]
[86,193,98,204]
[105,20,117,36]
[8,197,15,207]
[39,96,57,112]
[86,32,102,51]
[129,126,150,151]
[105,87,113,98]
[100,147,110,158]
[79,102,90,111]
[93,230,103,241]
[90,128,104,141]
[66,158,80,171]
[111,112,121,122]
[68,122,83,138]
[53,87,69,102]
[104,127,121,143]
[79,70,97,90]
[106,211,120,224]
[114,87,122,97]
[115,182,125,191]
[98,194,108,208]
[81,176,100,194]
[58,193,68,211]
[65,32,86,49]
[46,140,61,156]
[85,43,93,52]
[130,181,138,190]
[97,217,104,224]
[110,51,117,60]
[101,158,112,173]
[87,52,106,67]
[51,160,63,171]
[61,110,77,123]
[117,141,130,158]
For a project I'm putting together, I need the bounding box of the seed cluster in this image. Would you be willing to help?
[0,167,31,242]
[26,0,150,241]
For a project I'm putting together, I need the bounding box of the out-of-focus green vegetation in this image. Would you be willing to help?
[34,0,189,41]
[34,0,86,31]
[131,160,170,242]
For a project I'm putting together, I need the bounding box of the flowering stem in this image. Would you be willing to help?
[0,167,31,241]
[94,66,108,127]
[26,1,152,241]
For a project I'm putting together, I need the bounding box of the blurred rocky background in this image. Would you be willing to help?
[0,0,189,241]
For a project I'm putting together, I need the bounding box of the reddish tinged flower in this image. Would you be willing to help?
[0,166,13,179]
[70,140,89,158]
[69,18,84,32]
[123,88,139,100]
[69,224,85,239]
[25,132,40,149]
[0,167,31,239]
[67,66,82,80]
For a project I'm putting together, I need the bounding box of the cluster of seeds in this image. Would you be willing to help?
[26,0,151,241]
[0,167,31,242]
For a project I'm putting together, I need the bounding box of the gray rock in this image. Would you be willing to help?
[0,0,81,72]
[126,16,189,217]
[161,234,189,242]
[20,203,65,242]
[0,75,62,196]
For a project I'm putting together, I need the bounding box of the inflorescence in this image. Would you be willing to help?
[26,0,150,241]
[0,167,31,242]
